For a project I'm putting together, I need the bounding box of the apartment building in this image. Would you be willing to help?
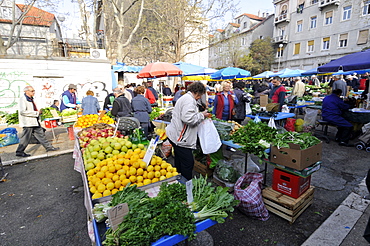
[209,13,274,69]
[273,0,370,71]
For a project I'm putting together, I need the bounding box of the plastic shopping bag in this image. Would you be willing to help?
[234,172,269,221]
[0,127,20,147]
[268,117,277,129]
[198,118,222,154]
[253,115,261,123]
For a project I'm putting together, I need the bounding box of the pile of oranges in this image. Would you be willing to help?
[75,114,114,128]
[86,149,179,199]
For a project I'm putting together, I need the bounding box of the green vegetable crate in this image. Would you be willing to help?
[262,186,315,224]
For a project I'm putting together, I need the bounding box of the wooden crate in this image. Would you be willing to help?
[194,160,213,177]
[62,115,78,123]
[262,186,315,224]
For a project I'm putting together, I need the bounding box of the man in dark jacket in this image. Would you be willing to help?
[103,92,115,111]
[322,89,353,147]
[111,88,132,118]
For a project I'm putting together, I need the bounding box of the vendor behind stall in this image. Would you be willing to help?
[322,89,353,147]
[268,78,286,112]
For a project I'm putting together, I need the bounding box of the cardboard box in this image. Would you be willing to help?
[260,94,268,107]
[270,142,322,170]
[272,168,311,199]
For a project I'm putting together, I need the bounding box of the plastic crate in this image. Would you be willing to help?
[272,168,311,199]
[44,120,57,128]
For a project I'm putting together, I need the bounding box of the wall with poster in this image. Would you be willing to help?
[0,58,111,113]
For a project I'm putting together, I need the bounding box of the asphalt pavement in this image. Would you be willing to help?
[0,124,369,246]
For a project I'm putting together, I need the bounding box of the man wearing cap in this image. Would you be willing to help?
[312,75,321,87]
[60,84,78,111]
[16,86,59,157]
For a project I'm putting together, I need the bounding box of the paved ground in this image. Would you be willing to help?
[0,124,369,245]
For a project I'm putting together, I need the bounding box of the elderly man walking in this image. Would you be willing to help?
[16,86,59,157]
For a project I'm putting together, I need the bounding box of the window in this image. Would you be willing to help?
[277,46,284,57]
[297,20,303,32]
[358,29,369,44]
[241,38,246,46]
[325,11,333,25]
[311,0,318,4]
[310,16,317,28]
[343,6,352,20]
[294,43,301,55]
[279,27,286,36]
[281,5,288,14]
[363,1,370,15]
[243,22,247,29]
[307,40,314,52]
[322,37,330,50]
[339,33,348,47]
[218,47,222,52]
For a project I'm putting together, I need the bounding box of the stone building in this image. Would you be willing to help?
[209,13,274,69]
[272,0,370,71]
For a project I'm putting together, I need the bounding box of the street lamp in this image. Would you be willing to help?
[278,44,283,71]
[57,15,67,57]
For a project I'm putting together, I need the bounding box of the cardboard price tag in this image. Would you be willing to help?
[107,203,129,231]
[186,180,193,204]
[50,109,59,118]
[98,110,106,121]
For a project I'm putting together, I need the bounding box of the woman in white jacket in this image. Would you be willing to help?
[166,82,210,180]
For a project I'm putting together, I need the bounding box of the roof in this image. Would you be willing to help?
[216,29,224,33]
[0,4,55,26]
[240,14,274,34]
[236,13,264,21]
[229,23,240,28]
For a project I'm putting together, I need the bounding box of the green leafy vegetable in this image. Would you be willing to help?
[60,108,77,116]
[271,131,320,150]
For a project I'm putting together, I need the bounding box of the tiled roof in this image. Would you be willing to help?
[236,13,264,21]
[0,4,55,26]
[229,23,240,28]
[216,29,224,33]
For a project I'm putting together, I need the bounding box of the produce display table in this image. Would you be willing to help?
[246,112,295,126]
[93,218,217,246]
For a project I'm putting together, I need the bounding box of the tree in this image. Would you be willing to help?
[239,37,275,75]
[124,0,238,64]
[0,0,56,55]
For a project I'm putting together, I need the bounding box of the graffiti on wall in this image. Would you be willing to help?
[0,71,110,113]
[0,71,29,112]
[62,81,109,107]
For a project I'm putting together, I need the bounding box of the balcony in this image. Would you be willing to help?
[273,0,286,4]
[273,35,289,44]
[274,13,290,24]
[319,0,340,9]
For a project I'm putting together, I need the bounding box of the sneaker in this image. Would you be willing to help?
[16,153,31,157]
[227,147,237,152]
[46,147,60,152]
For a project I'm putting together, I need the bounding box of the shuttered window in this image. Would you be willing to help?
[358,29,369,44]
[322,37,330,50]
[339,33,348,47]
[297,20,303,32]
[294,43,301,55]
[325,11,333,24]
[307,40,314,52]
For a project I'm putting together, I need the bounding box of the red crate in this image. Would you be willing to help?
[44,120,57,129]
[272,168,311,199]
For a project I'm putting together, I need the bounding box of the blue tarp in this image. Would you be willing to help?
[280,69,306,78]
[210,67,251,80]
[318,49,370,73]
[173,62,217,76]
[112,62,144,72]
[269,68,294,77]
[252,71,275,78]
[301,68,318,76]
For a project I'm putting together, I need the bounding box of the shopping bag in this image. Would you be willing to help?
[234,172,269,221]
[0,127,20,147]
[284,118,296,132]
[245,103,252,115]
[198,118,222,154]
[268,117,277,129]
[253,115,261,123]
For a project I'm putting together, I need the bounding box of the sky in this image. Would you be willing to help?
[21,0,275,38]
[218,0,275,28]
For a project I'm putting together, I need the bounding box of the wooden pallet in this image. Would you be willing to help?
[262,186,315,223]
[194,160,213,177]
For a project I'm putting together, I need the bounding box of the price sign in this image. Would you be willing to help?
[107,203,129,231]
[186,180,193,204]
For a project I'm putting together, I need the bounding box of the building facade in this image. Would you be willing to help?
[209,13,274,69]
[0,1,63,56]
[273,0,370,71]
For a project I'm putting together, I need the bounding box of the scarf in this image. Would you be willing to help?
[25,94,38,111]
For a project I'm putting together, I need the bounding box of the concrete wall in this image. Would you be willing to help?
[0,57,112,114]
